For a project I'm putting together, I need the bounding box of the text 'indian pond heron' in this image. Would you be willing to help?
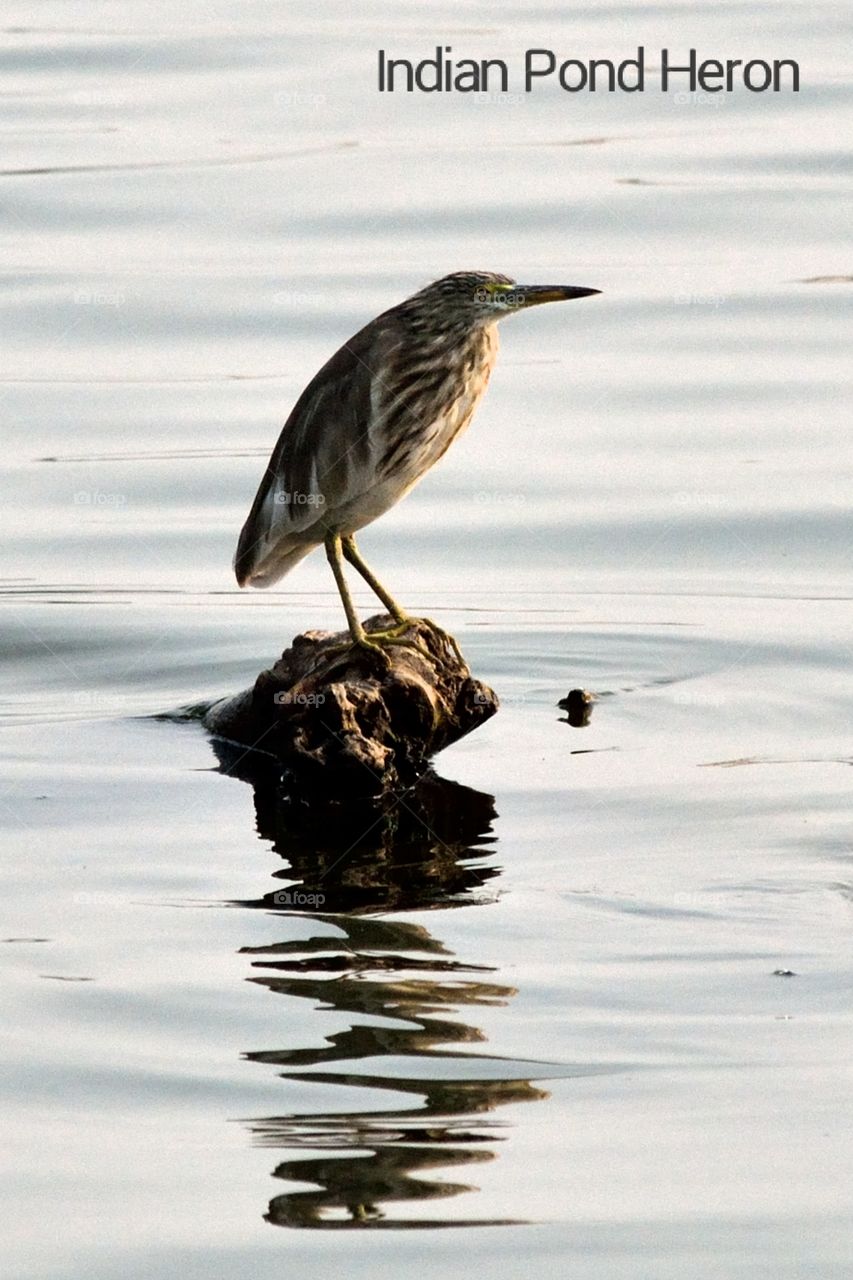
[235,271,600,648]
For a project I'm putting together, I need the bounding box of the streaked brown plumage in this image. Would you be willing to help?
[235,270,599,646]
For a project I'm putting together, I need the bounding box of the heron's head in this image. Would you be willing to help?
[407,271,600,331]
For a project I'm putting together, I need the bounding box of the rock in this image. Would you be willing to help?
[203,614,498,799]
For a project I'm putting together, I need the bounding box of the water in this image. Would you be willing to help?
[2,2,852,1276]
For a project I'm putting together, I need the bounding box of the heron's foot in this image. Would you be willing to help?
[304,618,434,677]
[363,618,410,643]
[360,619,432,659]
[381,613,461,663]
[309,629,416,677]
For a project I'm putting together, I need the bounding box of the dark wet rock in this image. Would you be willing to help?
[202,614,498,799]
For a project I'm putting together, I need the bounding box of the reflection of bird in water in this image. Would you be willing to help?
[235,271,599,649]
[241,915,549,1229]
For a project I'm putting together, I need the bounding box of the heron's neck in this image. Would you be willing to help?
[432,320,499,383]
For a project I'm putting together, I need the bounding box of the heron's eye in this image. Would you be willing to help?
[473,282,510,304]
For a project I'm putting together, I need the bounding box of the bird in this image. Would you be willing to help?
[235,271,600,649]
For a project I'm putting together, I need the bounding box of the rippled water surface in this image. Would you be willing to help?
[2,3,852,1277]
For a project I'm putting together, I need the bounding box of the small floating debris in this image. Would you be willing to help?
[701,751,853,769]
[557,688,596,727]
[39,974,95,982]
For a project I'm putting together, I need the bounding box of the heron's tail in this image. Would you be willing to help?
[234,528,317,589]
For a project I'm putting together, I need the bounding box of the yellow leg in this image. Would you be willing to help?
[325,533,427,657]
[341,536,409,624]
[343,536,437,657]
[325,533,367,645]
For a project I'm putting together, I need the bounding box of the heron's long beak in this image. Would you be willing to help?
[514,284,601,308]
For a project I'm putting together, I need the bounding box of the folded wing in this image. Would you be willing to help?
[234,323,390,587]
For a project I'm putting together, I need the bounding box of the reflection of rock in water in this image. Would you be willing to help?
[212,735,542,1226]
[241,915,547,1229]
[212,736,500,913]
